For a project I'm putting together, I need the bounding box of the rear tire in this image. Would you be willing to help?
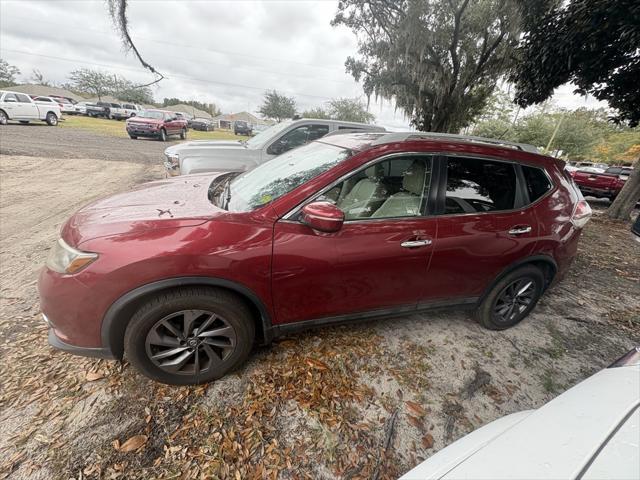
[124,288,255,385]
[159,128,167,142]
[0,110,7,125]
[180,128,187,140]
[475,265,544,330]
[129,135,138,140]
[45,112,58,126]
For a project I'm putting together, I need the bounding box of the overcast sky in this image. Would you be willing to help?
[0,0,607,129]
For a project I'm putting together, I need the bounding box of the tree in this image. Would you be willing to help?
[302,98,375,123]
[69,69,114,100]
[332,0,527,132]
[112,77,154,104]
[301,107,331,119]
[163,98,222,117]
[512,0,640,127]
[326,98,375,123]
[511,0,640,220]
[30,69,51,86]
[0,58,20,88]
[258,90,296,122]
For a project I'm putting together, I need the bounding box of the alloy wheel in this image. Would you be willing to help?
[493,278,536,324]
[145,310,237,376]
[0,111,8,125]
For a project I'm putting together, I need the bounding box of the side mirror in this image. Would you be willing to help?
[300,201,344,233]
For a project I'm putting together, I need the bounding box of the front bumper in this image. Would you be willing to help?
[164,158,180,176]
[128,127,160,138]
[48,325,116,360]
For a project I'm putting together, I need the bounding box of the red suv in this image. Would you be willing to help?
[126,109,188,141]
[39,132,591,385]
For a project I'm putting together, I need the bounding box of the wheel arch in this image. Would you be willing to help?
[101,277,274,359]
[479,254,558,303]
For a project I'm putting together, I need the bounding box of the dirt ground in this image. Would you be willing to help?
[1,130,639,480]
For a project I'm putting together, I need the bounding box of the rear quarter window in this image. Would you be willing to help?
[522,166,552,203]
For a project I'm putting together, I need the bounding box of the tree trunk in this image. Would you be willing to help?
[607,158,640,221]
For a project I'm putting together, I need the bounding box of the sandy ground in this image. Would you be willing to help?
[0,150,639,479]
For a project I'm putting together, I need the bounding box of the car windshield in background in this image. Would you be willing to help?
[136,111,164,120]
[223,141,351,212]
[244,120,293,149]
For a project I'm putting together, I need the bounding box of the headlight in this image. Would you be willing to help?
[46,238,98,274]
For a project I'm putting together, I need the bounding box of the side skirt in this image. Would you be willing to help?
[271,297,478,338]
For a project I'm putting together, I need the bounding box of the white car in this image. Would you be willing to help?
[74,101,91,115]
[122,103,142,117]
[50,96,76,115]
[400,347,640,480]
[164,118,385,176]
[0,90,61,126]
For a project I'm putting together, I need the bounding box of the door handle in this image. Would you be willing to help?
[401,239,432,248]
[508,225,532,236]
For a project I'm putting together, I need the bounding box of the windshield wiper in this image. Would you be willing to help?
[220,176,233,210]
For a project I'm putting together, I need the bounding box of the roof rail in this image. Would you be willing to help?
[370,132,539,154]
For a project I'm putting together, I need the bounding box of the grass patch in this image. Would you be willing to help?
[60,115,243,141]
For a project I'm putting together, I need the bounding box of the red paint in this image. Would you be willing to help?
[39,136,584,350]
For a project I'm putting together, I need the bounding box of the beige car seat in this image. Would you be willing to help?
[371,161,428,218]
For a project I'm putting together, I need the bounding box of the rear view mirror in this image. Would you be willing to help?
[300,201,344,233]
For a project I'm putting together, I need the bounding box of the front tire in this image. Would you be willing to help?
[475,265,544,330]
[45,112,58,126]
[0,110,7,125]
[129,134,138,140]
[180,128,187,140]
[124,288,255,385]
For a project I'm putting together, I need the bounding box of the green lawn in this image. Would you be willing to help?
[60,115,243,141]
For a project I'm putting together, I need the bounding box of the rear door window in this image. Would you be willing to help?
[522,166,552,202]
[15,94,32,103]
[268,124,330,155]
[444,157,517,214]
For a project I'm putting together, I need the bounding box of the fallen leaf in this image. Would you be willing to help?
[119,435,148,452]
[305,357,329,371]
[407,415,423,430]
[86,371,104,381]
[421,433,434,449]
[405,401,427,417]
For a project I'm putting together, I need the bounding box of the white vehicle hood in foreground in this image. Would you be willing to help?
[165,140,259,175]
[401,364,640,480]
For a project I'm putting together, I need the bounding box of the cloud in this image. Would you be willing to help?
[0,0,608,130]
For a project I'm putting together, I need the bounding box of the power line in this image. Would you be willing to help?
[2,14,349,74]
[0,48,343,100]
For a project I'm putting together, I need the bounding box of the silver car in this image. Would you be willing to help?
[164,118,385,176]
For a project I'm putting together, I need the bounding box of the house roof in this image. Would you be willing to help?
[8,84,86,102]
[213,111,275,126]
[165,104,212,119]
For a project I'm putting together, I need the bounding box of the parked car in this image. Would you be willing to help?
[100,102,128,120]
[191,117,215,131]
[234,120,252,136]
[50,96,77,115]
[401,346,640,480]
[39,132,590,385]
[174,112,193,124]
[122,103,142,117]
[74,102,90,115]
[573,165,633,201]
[85,102,107,117]
[32,96,68,116]
[0,90,61,126]
[125,109,188,141]
[163,118,386,176]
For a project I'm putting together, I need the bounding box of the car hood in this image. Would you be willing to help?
[164,140,245,157]
[127,117,161,125]
[62,173,227,246]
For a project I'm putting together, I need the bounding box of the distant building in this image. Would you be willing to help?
[165,104,212,119]
[8,84,85,102]
[212,111,275,130]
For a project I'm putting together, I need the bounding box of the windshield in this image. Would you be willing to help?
[244,120,293,149]
[224,141,351,212]
[136,110,164,120]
